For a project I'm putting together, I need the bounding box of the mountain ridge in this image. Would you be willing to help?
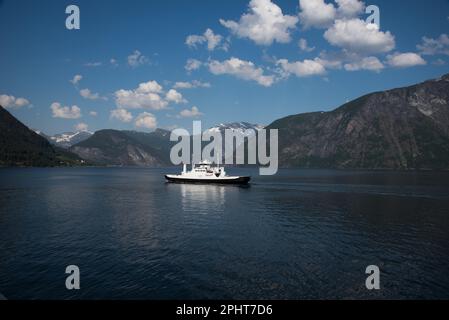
[2,73,449,169]
[70,129,173,167]
[0,106,86,167]
[267,72,449,169]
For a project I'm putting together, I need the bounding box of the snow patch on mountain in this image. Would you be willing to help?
[36,130,93,148]
[206,122,264,137]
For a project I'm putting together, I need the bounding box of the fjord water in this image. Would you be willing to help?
[0,168,448,300]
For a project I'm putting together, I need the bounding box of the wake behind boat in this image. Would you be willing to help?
[165,160,251,185]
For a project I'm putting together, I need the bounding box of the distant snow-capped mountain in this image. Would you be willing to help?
[205,122,264,163]
[206,122,264,136]
[50,131,93,148]
[36,131,93,149]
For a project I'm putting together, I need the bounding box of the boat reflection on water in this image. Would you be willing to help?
[165,163,252,214]
[178,183,226,214]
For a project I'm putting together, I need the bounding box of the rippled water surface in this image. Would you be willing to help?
[0,167,448,299]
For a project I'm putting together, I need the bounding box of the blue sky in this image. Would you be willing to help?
[0,0,448,135]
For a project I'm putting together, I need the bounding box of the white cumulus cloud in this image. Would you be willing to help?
[344,56,384,71]
[115,80,168,110]
[165,89,187,104]
[70,74,82,85]
[75,123,89,132]
[186,28,226,51]
[135,112,157,130]
[127,50,150,68]
[276,58,326,77]
[178,106,203,118]
[114,80,186,110]
[50,102,81,119]
[298,38,315,52]
[0,94,30,109]
[110,108,133,123]
[299,0,365,29]
[299,0,336,29]
[80,88,106,101]
[220,0,298,45]
[173,80,211,89]
[386,52,427,68]
[417,34,449,56]
[115,89,167,110]
[335,0,365,18]
[185,59,202,72]
[208,57,275,87]
[136,80,163,94]
[324,18,395,54]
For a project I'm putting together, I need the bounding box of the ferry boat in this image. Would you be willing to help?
[165,160,251,185]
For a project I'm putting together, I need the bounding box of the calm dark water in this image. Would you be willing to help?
[0,167,449,300]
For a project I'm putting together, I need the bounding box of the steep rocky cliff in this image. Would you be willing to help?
[268,74,449,169]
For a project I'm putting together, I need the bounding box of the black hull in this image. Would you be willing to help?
[165,175,251,185]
